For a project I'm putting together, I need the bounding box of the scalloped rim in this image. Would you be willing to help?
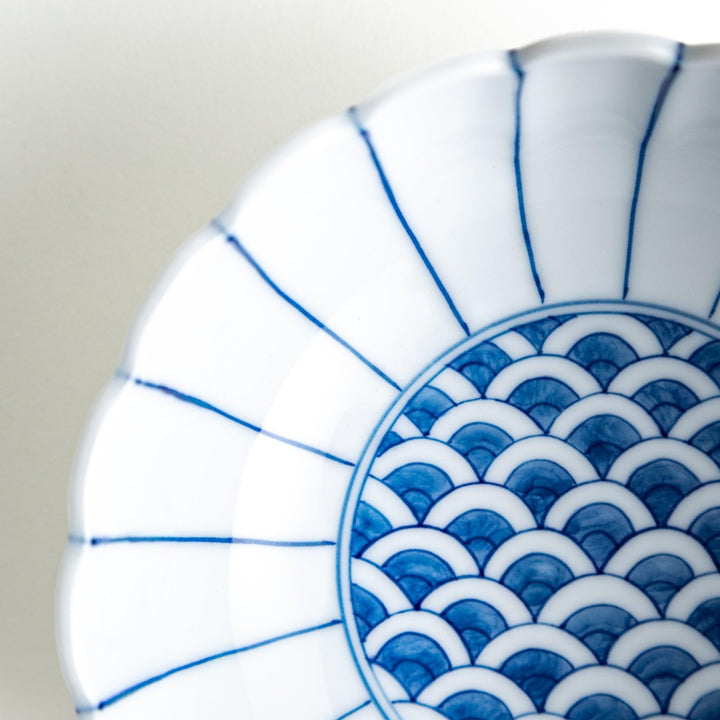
[56,30,720,713]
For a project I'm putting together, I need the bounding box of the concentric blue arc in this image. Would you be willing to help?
[64,36,720,720]
[342,306,720,720]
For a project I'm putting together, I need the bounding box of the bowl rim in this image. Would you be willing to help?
[56,29,720,714]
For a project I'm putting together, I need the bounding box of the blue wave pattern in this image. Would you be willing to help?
[348,311,720,720]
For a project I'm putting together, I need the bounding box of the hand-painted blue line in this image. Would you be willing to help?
[336,700,372,720]
[75,619,342,713]
[69,535,335,548]
[211,219,401,392]
[709,285,720,319]
[508,50,545,304]
[348,106,471,337]
[130,375,355,468]
[623,42,684,299]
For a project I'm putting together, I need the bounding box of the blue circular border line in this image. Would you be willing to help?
[335,298,720,720]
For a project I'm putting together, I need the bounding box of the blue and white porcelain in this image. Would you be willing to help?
[58,33,720,720]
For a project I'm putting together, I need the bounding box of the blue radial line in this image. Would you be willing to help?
[336,700,372,720]
[125,374,355,468]
[74,619,342,713]
[211,219,401,392]
[623,42,684,299]
[508,50,545,304]
[69,535,335,548]
[709,284,720,319]
[348,106,471,337]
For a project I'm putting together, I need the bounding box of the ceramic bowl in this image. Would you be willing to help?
[58,33,720,720]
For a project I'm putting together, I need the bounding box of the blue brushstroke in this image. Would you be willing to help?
[128,375,355,467]
[211,220,401,391]
[348,106,471,337]
[69,535,335,548]
[344,307,720,717]
[75,619,342,713]
[336,700,372,720]
[622,42,684,299]
[508,49,545,303]
[709,285,720,319]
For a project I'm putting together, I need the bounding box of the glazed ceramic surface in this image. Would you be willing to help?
[58,34,720,720]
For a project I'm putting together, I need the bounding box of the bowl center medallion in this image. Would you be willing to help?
[340,304,720,720]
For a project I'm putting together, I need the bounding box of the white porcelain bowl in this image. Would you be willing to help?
[58,33,720,720]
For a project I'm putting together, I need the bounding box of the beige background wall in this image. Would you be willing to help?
[1,1,717,717]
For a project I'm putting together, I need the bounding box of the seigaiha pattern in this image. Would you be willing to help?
[347,311,720,720]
